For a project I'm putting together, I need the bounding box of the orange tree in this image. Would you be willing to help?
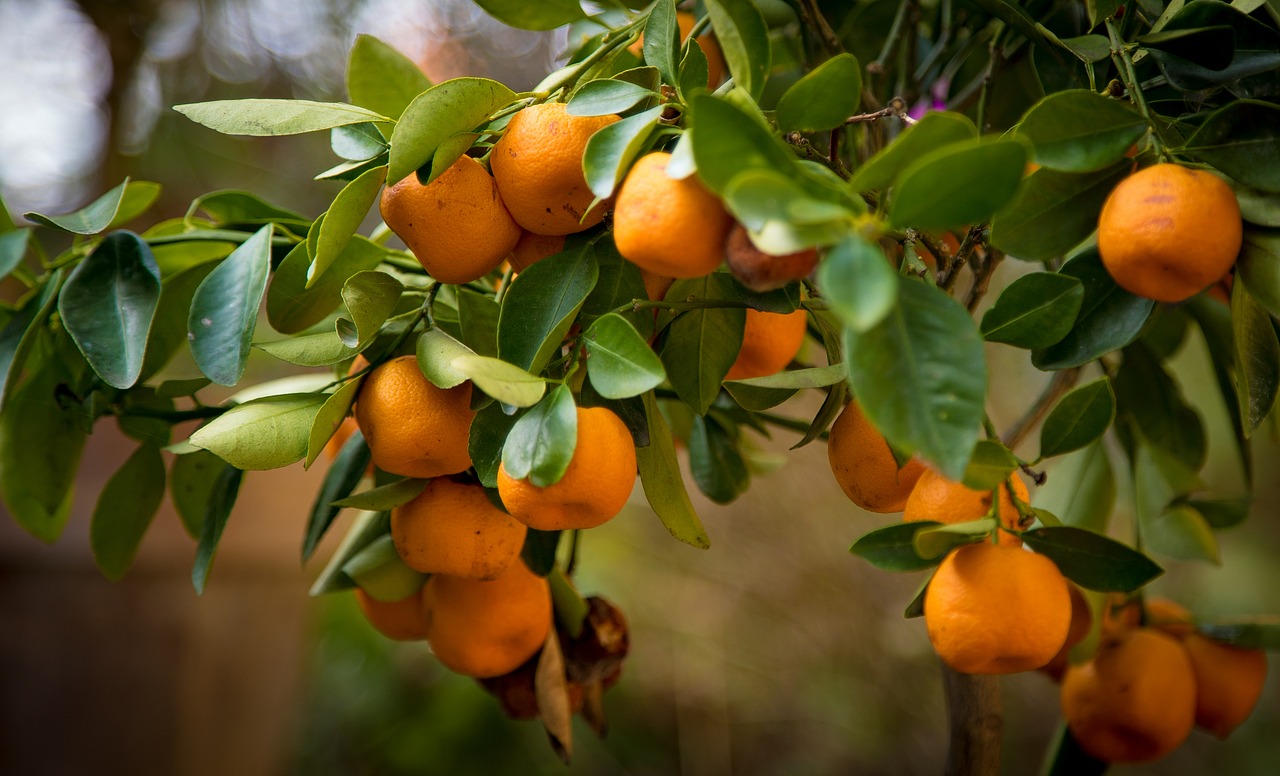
[2,0,1280,771]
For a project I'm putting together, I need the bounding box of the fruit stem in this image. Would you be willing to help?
[1104,16,1167,159]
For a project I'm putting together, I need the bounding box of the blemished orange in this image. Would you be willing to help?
[826,400,926,513]
[508,231,565,273]
[1061,627,1197,763]
[1183,633,1268,739]
[725,308,808,380]
[1040,582,1094,682]
[924,541,1072,674]
[724,223,819,292]
[628,11,725,88]
[355,587,431,641]
[490,102,619,235]
[380,155,521,284]
[1097,163,1243,302]
[422,559,552,678]
[612,151,734,278]
[496,406,637,531]
[391,478,527,580]
[904,468,1031,546]
[354,356,475,478]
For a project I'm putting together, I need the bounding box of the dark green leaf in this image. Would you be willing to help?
[388,78,516,184]
[23,179,129,235]
[1238,230,1280,317]
[346,34,432,120]
[848,521,944,572]
[914,518,997,559]
[0,272,62,412]
[170,448,228,538]
[90,443,166,580]
[332,478,428,511]
[191,462,243,594]
[1187,497,1250,529]
[981,273,1084,350]
[457,288,500,357]
[636,391,711,548]
[1020,526,1162,592]
[678,29,711,95]
[311,166,386,286]
[1059,34,1111,64]
[990,163,1132,261]
[497,243,598,374]
[1015,90,1147,172]
[775,53,861,132]
[0,229,29,280]
[1186,296,1252,483]
[583,313,667,399]
[188,225,272,385]
[888,138,1027,231]
[472,0,587,30]
[688,414,749,504]
[849,112,977,193]
[303,429,371,561]
[817,234,899,333]
[1114,343,1207,471]
[186,190,309,229]
[724,363,846,411]
[567,79,658,117]
[175,99,388,136]
[1232,276,1280,435]
[583,106,663,199]
[1032,248,1155,370]
[189,393,327,470]
[139,262,217,384]
[705,0,772,100]
[1040,378,1116,458]
[521,529,561,576]
[643,0,681,88]
[961,440,1019,491]
[331,123,388,162]
[1187,100,1280,193]
[502,384,577,486]
[659,275,745,415]
[469,402,521,488]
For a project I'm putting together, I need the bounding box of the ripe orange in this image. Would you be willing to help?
[380,155,521,284]
[391,478,527,579]
[490,102,619,235]
[496,406,637,531]
[1097,163,1242,302]
[354,356,475,479]
[423,559,552,678]
[826,400,926,513]
[724,308,808,380]
[1040,582,1094,682]
[925,541,1072,674]
[612,151,734,278]
[508,231,565,273]
[354,587,431,641]
[724,223,819,292]
[904,468,1030,546]
[1061,627,1197,763]
[1183,633,1268,739]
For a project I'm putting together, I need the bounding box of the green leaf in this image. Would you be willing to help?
[1132,439,1211,563]
[189,393,327,470]
[1020,526,1163,592]
[678,33,711,95]
[174,99,388,136]
[310,166,386,287]
[724,363,846,411]
[469,402,521,488]
[23,179,129,235]
[775,52,861,132]
[502,384,578,486]
[186,190,309,229]
[387,78,516,184]
[688,414,749,504]
[1188,497,1250,529]
[849,521,945,572]
[267,237,386,335]
[1032,248,1155,370]
[336,270,404,348]
[306,378,363,468]
[1186,296,1252,484]
[255,332,356,367]
[1114,343,1207,471]
[1040,378,1116,458]
[705,0,772,100]
[567,79,658,117]
[583,313,667,399]
[961,440,1019,491]
[0,272,62,412]
[57,231,161,389]
[1197,619,1280,649]
[1232,276,1280,435]
[1187,100,1280,193]
[169,448,228,538]
[341,534,425,602]
[416,327,475,389]
[1059,34,1112,63]
[452,354,547,407]
[721,169,856,253]
[107,180,163,229]
[1015,90,1147,172]
[1238,230,1280,317]
[583,106,663,199]
[346,34,432,120]
[659,274,745,415]
[844,279,987,481]
[303,429,371,560]
[331,123,388,162]
[90,443,166,580]
[309,510,389,596]
[188,224,272,386]
[980,272,1084,349]
[191,462,243,594]
[0,229,29,280]
[689,93,798,196]
[472,0,587,30]
[332,478,428,511]
[497,244,598,374]
[458,288,500,357]
[850,112,977,193]
[990,163,1132,261]
[817,234,899,333]
[643,0,681,88]
[636,392,711,548]
[914,518,997,560]
[1144,502,1221,564]
[521,529,561,577]
[888,138,1027,231]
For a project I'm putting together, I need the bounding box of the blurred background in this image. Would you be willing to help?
[2,1,1279,774]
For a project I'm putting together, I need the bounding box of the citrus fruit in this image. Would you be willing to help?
[422,559,552,678]
[1061,627,1197,763]
[354,355,475,479]
[924,541,1072,674]
[826,400,926,513]
[1183,633,1268,739]
[380,155,521,284]
[612,151,734,278]
[1040,582,1094,682]
[391,478,527,580]
[724,223,819,292]
[1097,163,1242,302]
[508,231,565,273]
[497,406,637,531]
[904,468,1030,546]
[724,308,808,380]
[354,586,431,641]
[490,102,619,235]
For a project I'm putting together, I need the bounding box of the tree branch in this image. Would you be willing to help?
[942,665,1002,776]
[1001,367,1081,451]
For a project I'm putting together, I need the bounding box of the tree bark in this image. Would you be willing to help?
[942,664,1003,776]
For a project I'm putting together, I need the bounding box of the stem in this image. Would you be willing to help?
[115,405,225,423]
[939,223,987,292]
[565,529,581,577]
[755,410,830,440]
[611,297,750,316]
[870,0,913,75]
[964,249,1003,313]
[1000,367,1081,450]
[942,665,1003,776]
[1105,16,1166,156]
[793,0,844,57]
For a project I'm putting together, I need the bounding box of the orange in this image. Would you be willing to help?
[612,151,734,278]
[490,102,620,235]
[380,155,521,284]
[1040,582,1094,682]
[724,222,819,292]
[924,541,1072,674]
[1061,627,1197,763]
[354,587,431,641]
[1183,633,1268,739]
[724,308,808,380]
[904,468,1031,546]
[422,559,552,678]
[639,267,674,301]
[628,11,725,88]
[508,231,565,273]
[826,399,926,512]
[354,355,475,478]
[391,478,527,580]
[1145,597,1194,637]
[1097,163,1242,302]
[497,406,637,531]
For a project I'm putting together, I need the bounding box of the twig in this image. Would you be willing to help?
[793,0,844,57]
[938,223,987,292]
[964,248,1003,312]
[1001,367,1081,451]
